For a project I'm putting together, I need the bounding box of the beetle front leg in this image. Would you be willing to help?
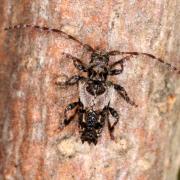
[63,53,88,72]
[56,75,86,87]
[108,55,134,75]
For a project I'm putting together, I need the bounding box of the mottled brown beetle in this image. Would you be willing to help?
[5,24,179,144]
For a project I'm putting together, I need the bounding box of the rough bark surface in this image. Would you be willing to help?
[0,1,179,180]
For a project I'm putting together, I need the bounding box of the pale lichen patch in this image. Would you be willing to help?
[57,137,77,158]
[137,153,156,171]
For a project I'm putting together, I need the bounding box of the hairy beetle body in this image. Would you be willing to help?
[5,24,179,144]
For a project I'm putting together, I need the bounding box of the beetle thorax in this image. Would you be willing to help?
[79,81,115,111]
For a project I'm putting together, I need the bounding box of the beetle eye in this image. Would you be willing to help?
[102,55,109,62]
[91,53,98,59]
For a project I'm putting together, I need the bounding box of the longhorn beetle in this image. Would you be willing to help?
[5,24,180,145]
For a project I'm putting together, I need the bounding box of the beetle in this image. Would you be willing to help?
[5,24,179,144]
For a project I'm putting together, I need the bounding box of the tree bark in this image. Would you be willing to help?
[0,1,179,180]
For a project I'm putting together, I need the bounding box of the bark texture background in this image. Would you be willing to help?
[0,1,180,180]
